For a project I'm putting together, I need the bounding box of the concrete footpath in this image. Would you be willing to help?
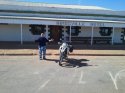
[0,43,125,56]
[0,49,125,56]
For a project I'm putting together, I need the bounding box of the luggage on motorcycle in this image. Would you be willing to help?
[69,45,73,52]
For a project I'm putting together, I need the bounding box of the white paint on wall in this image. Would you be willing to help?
[113,28,122,43]
[78,26,123,44]
[78,27,92,37]
[92,27,101,37]
[0,24,38,41]
[0,24,123,43]
[22,24,39,41]
[0,24,20,41]
[78,27,101,37]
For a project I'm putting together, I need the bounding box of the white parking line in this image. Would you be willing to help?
[38,79,51,91]
[108,72,118,90]
[117,69,125,79]
[108,69,125,90]
[79,71,86,84]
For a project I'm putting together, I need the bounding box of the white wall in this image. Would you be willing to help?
[114,28,122,43]
[78,27,101,37]
[78,27,92,37]
[0,24,123,43]
[22,24,39,41]
[0,24,38,42]
[78,26,122,43]
[0,24,20,41]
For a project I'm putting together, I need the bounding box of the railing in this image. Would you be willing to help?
[66,36,112,44]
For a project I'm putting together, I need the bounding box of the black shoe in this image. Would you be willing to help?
[40,58,42,60]
[43,57,46,60]
[39,57,42,60]
[59,62,62,66]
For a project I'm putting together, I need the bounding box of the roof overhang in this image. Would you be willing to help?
[0,16,125,27]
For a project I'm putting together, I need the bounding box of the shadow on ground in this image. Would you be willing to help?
[60,58,93,68]
[45,58,59,63]
[43,58,94,68]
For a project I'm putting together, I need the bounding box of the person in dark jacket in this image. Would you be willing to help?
[35,32,53,60]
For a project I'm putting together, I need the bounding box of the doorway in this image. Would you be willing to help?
[49,26,62,42]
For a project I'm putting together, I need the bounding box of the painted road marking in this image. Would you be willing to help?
[79,71,86,84]
[108,69,125,90]
[108,72,118,90]
[35,68,62,93]
[38,79,51,90]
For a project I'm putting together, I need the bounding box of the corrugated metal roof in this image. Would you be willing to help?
[1,15,125,24]
[0,1,111,10]
[0,0,125,18]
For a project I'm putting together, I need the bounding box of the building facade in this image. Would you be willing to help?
[0,1,125,45]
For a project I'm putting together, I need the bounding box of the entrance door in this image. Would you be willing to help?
[50,26,61,42]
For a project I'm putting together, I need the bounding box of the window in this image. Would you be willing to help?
[29,25,45,35]
[66,26,80,36]
[99,27,112,36]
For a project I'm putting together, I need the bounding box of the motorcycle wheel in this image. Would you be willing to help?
[59,53,63,66]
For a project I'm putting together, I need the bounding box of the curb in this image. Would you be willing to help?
[0,54,125,56]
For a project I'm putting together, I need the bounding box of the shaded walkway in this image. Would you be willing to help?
[0,42,125,56]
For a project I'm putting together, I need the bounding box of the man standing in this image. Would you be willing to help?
[35,32,53,60]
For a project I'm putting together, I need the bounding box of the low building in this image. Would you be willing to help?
[0,1,125,45]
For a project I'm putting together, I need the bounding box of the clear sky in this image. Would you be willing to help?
[16,0,125,11]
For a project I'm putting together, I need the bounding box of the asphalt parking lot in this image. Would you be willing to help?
[0,55,125,93]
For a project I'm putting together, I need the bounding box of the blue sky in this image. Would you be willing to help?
[16,0,125,11]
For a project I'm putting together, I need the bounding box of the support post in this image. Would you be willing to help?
[21,24,23,45]
[69,26,71,42]
[91,26,94,45]
[112,27,115,45]
[45,25,49,39]
[63,26,67,41]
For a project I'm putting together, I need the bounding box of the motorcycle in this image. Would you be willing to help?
[58,41,73,66]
